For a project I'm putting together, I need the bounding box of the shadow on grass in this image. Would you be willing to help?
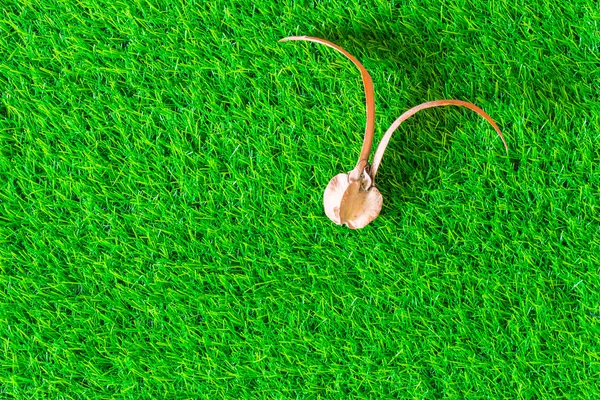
[298,26,449,196]
[292,25,519,211]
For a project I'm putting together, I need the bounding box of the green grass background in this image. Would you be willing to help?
[1,0,600,398]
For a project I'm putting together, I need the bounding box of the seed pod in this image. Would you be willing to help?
[280,36,508,229]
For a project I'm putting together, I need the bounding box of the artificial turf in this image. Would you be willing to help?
[1,0,600,398]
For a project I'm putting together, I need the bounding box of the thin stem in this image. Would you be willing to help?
[370,100,509,183]
[279,36,375,180]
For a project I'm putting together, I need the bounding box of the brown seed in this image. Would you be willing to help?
[280,36,508,229]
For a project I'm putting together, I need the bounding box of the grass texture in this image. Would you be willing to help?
[1,0,600,398]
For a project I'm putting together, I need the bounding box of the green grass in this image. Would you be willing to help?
[1,0,600,398]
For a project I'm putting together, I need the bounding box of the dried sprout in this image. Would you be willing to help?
[280,36,509,229]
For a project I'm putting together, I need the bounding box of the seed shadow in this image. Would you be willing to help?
[297,25,518,210]
[374,115,458,204]
[299,26,449,187]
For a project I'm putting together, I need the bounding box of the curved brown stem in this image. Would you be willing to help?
[279,36,375,181]
[370,100,509,183]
